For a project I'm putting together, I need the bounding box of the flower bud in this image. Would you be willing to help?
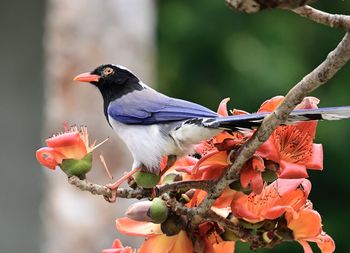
[125,201,153,222]
[161,215,182,236]
[149,198,169,224]
[162,173,183,184]
[221,229,239,241]
[60,153,92,179]
[239,219,265,229]
[133,171,160,188]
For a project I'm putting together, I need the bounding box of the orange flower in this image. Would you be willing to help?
[231,178,311,223]
[115,217,193,253]
[36,125,106,177]
[286,207,335,253]
[257,96,323,178]
[101,239,133,253]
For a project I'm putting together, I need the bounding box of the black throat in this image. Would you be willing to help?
[97,77,144,122]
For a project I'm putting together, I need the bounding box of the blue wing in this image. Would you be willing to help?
[107,89,218,125]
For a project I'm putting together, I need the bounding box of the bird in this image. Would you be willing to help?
[74,64,350,194]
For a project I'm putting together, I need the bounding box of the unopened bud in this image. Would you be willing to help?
[60,153,92,179]
[133,171,160,188]
[149,198,169,224]
[221,229,239,241]
[125,201,153,222]
[162,173,182,184]
[161,215,182,236]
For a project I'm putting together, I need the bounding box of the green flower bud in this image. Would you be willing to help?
[221,229,239,241]
[149,198,169,224]
[162,173,182,184]
[126,201,153,222]
[60,153,92,179]
[133,171,160,188]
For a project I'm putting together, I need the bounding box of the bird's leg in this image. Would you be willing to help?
[105,167,141,203]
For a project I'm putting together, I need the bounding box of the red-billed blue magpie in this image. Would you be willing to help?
[74,64,350,190]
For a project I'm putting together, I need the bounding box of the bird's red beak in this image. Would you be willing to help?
[73,72,100,82]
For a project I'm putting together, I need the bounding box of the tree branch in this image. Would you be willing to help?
[226,0,315,13]
[195,32,350,217]
[292,5,350,30]
[68,176,215,200]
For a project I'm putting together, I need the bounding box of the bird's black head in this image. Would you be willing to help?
[74,64,144,118]
[74,63,144,98]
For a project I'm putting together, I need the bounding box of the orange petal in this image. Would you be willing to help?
[298,240,314,253]
[217,98,230,116]
[258,96,284,113]
[115,217,161,236]
[139,231,193,253]
[46,132,87,160]
[35,147,63,170]
[306,144,323,171]
[170,230,194,253]
[279,160,309,179]
[296,97,319,110]
[315,233,335,253]
[206,241,235,253]
[286,209,322,239]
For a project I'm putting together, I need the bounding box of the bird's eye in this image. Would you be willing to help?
[103,67,114,76]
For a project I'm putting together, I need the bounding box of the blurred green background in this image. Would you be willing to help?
[1,0,350,252]
[157,1,350,252]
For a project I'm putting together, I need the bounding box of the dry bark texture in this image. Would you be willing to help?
[42,1,155,252]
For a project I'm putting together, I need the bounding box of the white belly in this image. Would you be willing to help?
[108,116,222,171]
[109,117,179,171]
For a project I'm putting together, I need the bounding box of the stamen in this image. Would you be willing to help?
[100,153,113,179]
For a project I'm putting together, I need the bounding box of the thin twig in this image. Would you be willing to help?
[68,176,216,200]
[68,176,151,199]
[196,32,350,217]
[292,5,350,31]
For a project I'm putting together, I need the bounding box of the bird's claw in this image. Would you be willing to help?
[104,184,118,203]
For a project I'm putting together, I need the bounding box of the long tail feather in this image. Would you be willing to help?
[201,106,350,129]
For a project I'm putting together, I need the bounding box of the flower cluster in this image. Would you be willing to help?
[104,96,333,253]
[36,97,334,253]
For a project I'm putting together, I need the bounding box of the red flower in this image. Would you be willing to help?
[231,178,311,223]
[257,96,323,178]
[101,239,133,253]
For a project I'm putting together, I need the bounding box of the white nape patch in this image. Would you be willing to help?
[108,116,178,170]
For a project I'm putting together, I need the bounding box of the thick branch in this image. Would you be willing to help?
[156,180,216,196]
[292,5,350,30]
[196,32,350,217]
